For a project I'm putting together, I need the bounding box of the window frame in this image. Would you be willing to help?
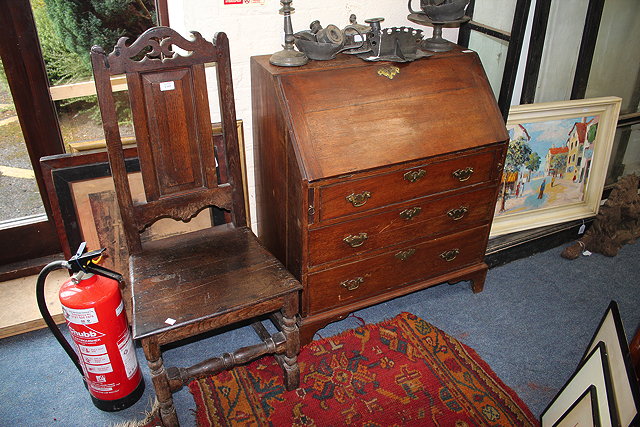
[520,0,640,184]
[0,0,65,266]
[458,0,532,120]
[0,0,168,269]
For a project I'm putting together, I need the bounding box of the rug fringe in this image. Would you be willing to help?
[109,397,160,427]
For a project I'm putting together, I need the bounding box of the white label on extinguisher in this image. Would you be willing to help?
[62,305,99,325]
[77,343,107,355]
[116,299,124,317]
[86,363,113,374]
[118,329,139,379]
[81,352,111,365]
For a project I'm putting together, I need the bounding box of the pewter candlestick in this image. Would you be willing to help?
[270,0,308,67]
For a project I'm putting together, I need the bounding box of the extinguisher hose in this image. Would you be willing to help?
[35,261,84,375]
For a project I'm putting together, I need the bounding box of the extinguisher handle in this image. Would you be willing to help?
[69,243,123,283]
[85,262,124,283]
[35,261,84,375]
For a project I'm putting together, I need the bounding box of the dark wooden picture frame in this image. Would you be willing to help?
[40,148,138,259]
[40,122,246,260]
[41,152,222,260]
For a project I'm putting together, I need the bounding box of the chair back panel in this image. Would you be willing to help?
[128,64,216,201]
[91,27,246,254]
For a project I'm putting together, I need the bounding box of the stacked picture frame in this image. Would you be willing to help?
[541,301,640,426]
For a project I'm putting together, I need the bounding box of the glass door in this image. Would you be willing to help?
[0,61,47,223]
[0,0,159,268]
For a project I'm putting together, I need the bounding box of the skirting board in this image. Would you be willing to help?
[486,218,594,268]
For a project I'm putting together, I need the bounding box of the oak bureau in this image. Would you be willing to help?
[251,48,508,344]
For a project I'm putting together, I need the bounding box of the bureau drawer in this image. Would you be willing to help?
[307,225,488,313]
[309,185,497,266]
[318,147,499,221]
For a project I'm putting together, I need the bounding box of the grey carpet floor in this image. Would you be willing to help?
[1,242,638,426]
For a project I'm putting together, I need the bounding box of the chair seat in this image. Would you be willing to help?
[131,224,301,340]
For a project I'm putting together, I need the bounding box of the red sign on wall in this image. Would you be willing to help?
[223,0,264,4]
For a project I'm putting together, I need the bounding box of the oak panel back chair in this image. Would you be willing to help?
[90,27,301,426]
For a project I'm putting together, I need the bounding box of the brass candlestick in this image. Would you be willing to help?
[270,0,308,67]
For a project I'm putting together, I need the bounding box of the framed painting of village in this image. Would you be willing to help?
[490,96,621,237]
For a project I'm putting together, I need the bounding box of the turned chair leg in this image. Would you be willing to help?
[142,338,179,427]
[281,294,301,390]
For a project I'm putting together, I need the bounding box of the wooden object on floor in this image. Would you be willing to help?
[0,269,67,339]
[251,49,507,344]
[91,27,302,427]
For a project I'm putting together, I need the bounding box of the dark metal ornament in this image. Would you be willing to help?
[357,17,431,62]
[407,12,470,52]
[408,0,470,21]
[270,0,308,67]
[342,15,373,55]
[293,21,364,61]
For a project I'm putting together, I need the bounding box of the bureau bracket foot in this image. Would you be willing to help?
[447,262,488,293]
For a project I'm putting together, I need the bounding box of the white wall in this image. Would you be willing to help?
[169,0,458,230]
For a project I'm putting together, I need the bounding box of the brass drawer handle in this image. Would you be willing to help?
[346,191,372,207]
[341,277,364,291]
[447,207,469,221]
[400,206,422,220]
[343,232,369,248]
[395,248,416,261]
[440,249,460,262]
[452,167,474,182]
[403,169,426,183]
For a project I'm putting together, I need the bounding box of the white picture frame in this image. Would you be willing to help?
[491,97,621,237]
[583,301,640,426]
[552,385,600,427]
[541,342,617,427]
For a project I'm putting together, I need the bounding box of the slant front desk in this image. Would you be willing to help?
[251,49,508,344]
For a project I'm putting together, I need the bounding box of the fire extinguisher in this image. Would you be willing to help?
[36,243,144,412]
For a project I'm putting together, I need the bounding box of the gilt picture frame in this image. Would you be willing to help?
[490,97,621,237]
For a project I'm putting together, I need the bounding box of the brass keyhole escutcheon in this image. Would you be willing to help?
[346,191,372,207]
[395,248,416,261]
[343,232,369,248]
[377,65,400,80]
[403,169,426,183]
[452,167,474,182]
[341,277,364,291]
[447,206,469,221]
[400,206,422,220]
[440,249,460,262]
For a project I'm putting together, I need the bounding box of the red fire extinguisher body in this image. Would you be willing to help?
[60,273,144,410]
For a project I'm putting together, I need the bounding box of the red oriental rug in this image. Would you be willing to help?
[188,312,538,426]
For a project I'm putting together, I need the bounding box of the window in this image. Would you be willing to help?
[0,0,167,268]
[458,0,532,119]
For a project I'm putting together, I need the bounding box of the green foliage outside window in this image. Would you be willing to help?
[43,0,155,69]
[32,0,90,85]
[34,0,156,124]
